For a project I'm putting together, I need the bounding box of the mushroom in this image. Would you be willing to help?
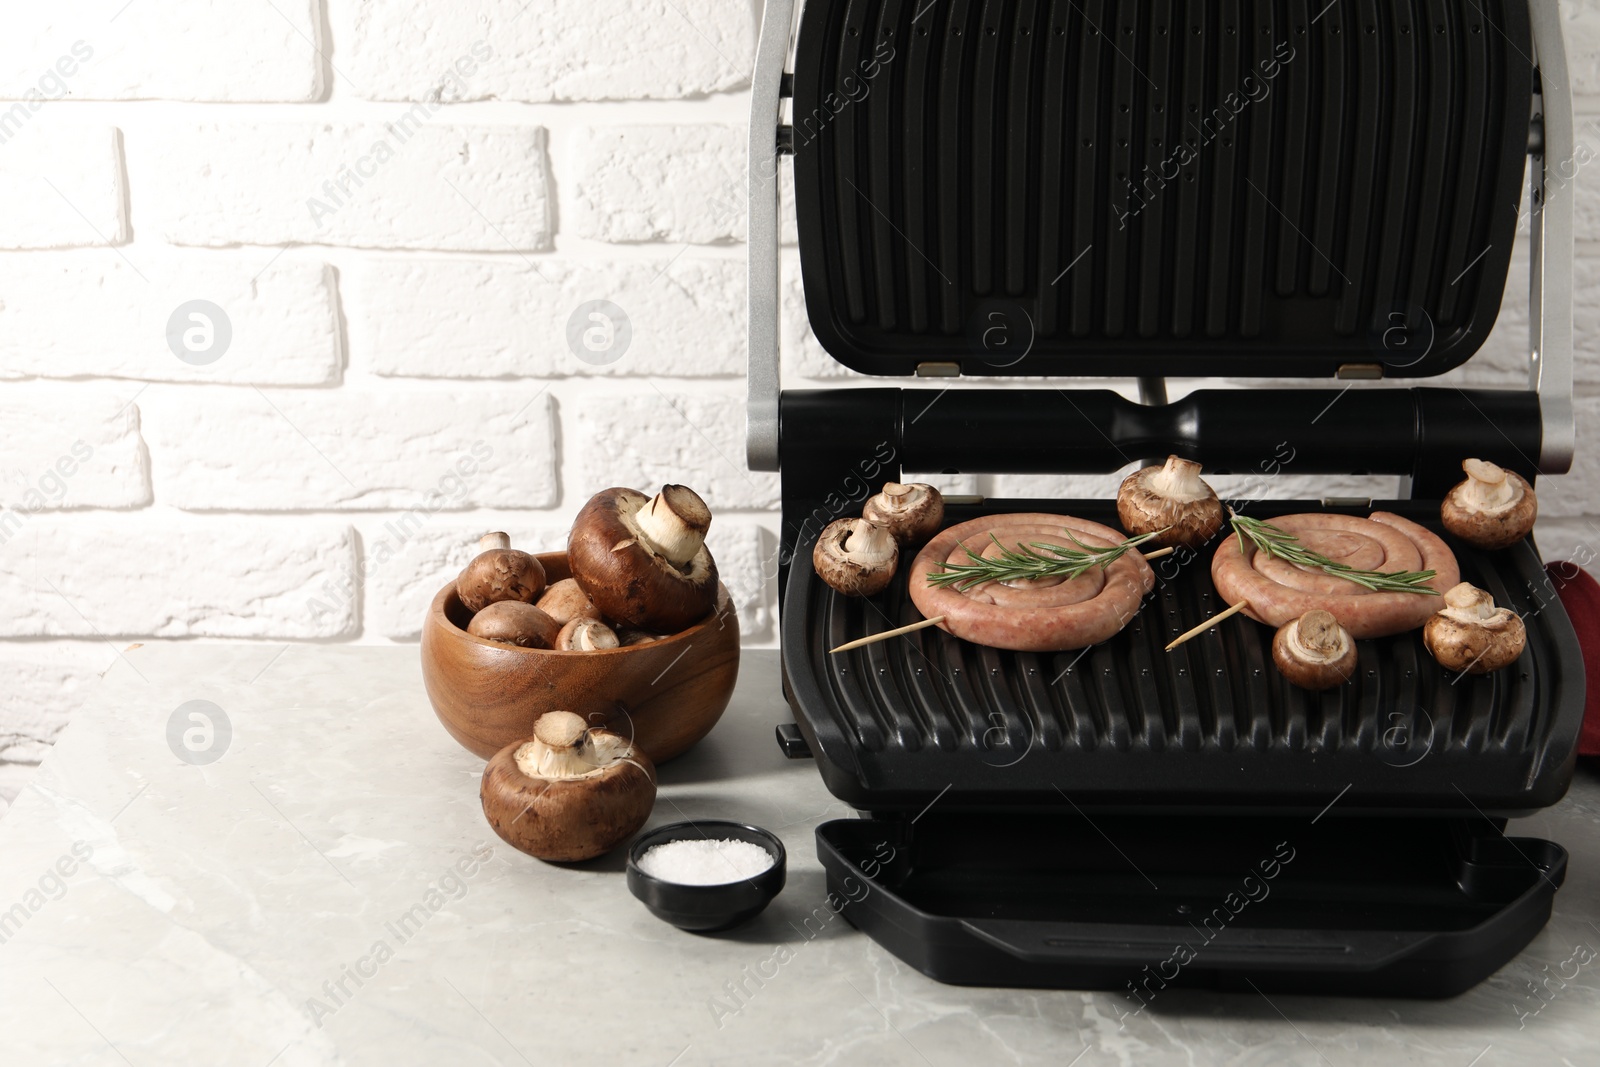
[1116,455,1225,549]
[1423,582,1527,674]
[614,625,665,647]
[557,617,620,651]
[536,578,602,626]
[1440,459,1537,550]
[813,517,899,597]
[480,711,656,862]
[1271,610,1359,690]
[457,532,547,613]
[567,486,720,634]
[863,482,945,547]
[466,601,562,649]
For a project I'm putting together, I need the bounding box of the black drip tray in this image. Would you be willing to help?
[817,812,1567,997]
[782,499,1584,815]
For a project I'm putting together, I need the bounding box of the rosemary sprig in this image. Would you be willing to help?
[1230,513,1439,595]
[927,528,1166,591]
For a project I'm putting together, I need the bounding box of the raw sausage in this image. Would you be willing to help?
[908,514,1154,652]
[1210,512,1460,638]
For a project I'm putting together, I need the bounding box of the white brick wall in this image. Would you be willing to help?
[0,125,124,249]
[0,255,340,384]
[139,389,559,510]
[1,1,1599,816]
[134,122,554,251]
[351,257,746,378]
[0,5,322,102]
[0,391,149,509]
[336,0,755,103]
[0,518,358,639]
[570,125,747,243]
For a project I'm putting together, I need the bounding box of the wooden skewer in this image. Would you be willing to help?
[828,548,1181,655]
[1164,600,1250,652]
[830,616,947,654]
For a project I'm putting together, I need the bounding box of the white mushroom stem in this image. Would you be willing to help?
[839,519,897,565]
[1438,582,1514,627]
[876,483,928,515]
[516,711,635,779]
[1146,456,1213,503]
[561,618,619,651]
[633,485,712,566]
[1458,459,1521,514]
[1286,611,1351,665]
[477,531,512,552]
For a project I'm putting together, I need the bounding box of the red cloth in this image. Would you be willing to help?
[1547,561,1600,757]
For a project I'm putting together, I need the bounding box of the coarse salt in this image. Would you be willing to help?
[637,838,775,885]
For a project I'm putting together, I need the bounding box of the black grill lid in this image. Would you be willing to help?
[791,0,1533,378]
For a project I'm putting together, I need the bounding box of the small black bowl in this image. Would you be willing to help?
[626,821,787,932]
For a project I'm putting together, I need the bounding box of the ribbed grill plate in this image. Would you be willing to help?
[781,501,1583,813]
[791,0,1532,377]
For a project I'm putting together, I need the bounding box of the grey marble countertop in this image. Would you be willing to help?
[1,644,1596,1066]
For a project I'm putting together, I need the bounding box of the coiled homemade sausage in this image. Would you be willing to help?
[908,514,1155,652]
[1210,512,1460,638]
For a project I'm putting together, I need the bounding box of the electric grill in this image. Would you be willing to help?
[747,0,1583,996]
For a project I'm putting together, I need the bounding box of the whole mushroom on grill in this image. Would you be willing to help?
[863,482,945,547]
[480,711,656,862]
[1423,582,1527,674]
[1440,459,1537,550]
[457,532,546,612]
[1117,455,1225,550]
[567,485,720,634]
[813,517,899,597]
[1271,610,1359,690]
[466,601,562,649]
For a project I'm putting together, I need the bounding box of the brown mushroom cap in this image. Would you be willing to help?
[536,578,602,626]
[813,517,899,597]
[863,482,946,547]
[567,486,720,633]
[457,532,547,612]
[466,600,562,649]
[479,711,657,862]
[1440,459,1537,550]
[556,617,620,651]
[1117,456,1225,549]
[1271,610,1359,690]
[1422,582,1527,674]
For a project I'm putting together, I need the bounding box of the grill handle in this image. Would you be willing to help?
[959,918,1415,973]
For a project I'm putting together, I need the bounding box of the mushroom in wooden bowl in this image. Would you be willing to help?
[421,490,740,764]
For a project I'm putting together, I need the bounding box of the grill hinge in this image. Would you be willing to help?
[915,362,961,378]
[1336,363,1385,381]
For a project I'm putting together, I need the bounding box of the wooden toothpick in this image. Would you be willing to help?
[1164,600,1250,652]
[828,548,1179,655]
[830,616,947,654]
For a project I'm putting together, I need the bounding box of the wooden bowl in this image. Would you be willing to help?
[420,552,739,764]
